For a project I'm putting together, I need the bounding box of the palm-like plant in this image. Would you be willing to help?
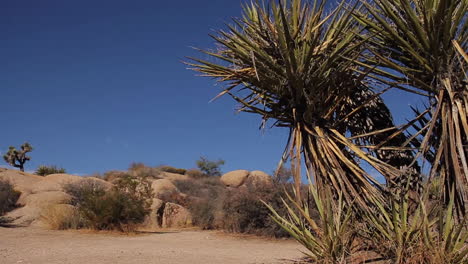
[187,0,420,210]
[265,185,357,263]
[354,0,468,216]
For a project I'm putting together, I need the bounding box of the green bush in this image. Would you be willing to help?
[0,179,20,216]
[196,157,225,176]
[64,174,153,232]
[35,165,66,176]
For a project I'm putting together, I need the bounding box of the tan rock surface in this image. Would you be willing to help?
[31,173,82,193]
[151,179,179,198]
[0,169,43,194]
[142,198,165,229]
[161,171,190,181]
[24,191,72,209]
[220,170,249,187]
[162,202,192,228]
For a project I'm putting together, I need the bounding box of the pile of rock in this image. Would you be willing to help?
[1,168,272,230]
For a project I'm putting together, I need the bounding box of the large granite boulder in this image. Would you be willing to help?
[220,170,249,187]
[142,198,165,229]
[152,179,179,198]
[162,202,192,228]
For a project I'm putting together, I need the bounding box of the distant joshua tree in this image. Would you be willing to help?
[3,142,33,172]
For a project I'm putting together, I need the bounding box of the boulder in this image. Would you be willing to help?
[0,169,43,194]
[162,202,192,228]
[220,170,250,187]
[31,173,82,193]
[4,205,42,226]
[24,191,72,209]
[81,177,113,190]
[244,170,273,187]
[161,172,190,181]
[5,191,73,227]
[142,198,165,229]
[152,179,179,198]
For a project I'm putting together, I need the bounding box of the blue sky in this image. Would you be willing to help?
[0,0,423,176]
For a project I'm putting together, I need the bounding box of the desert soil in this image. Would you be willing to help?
[0,227,304,264]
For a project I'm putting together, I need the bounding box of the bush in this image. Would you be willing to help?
[40,204,84,230]
[159,166,187,175]
[196,157,225,176]
[128,163,162,179]
[0,179,20,215]
[185,169,206,179]
[64,174,153,232]
[35,165,66,176]
[221,184,290,237]
[272,166,293,184]
[173,177,292,237]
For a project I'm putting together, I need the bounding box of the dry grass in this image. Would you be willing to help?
[40,204,83,230]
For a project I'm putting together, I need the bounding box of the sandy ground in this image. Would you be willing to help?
[0,227,305,264]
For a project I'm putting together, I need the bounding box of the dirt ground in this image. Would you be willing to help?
[0,227,305,264]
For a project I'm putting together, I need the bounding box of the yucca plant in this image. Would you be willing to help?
[187,0,424,210]
[362,184,467,263]
[354,0,468,216]
[421,190,468,263]
[265,184,357,263]
[362,189,426,263]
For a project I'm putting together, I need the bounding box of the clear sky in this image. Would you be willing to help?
[0,0,423,176]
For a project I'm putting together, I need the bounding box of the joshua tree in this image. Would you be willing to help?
[3,142,33,172]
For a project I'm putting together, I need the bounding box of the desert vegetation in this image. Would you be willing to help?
[3,142,33,172]
[35,165,66,176]
[0,179,20,218]
[188,0,467,263]
[1,0,466,263]
[171,174,298,237]
[62,173,153,232]
[196,156,225,176]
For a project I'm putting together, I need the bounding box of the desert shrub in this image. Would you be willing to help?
[185,169,206,179]
[174,176,292,237]
[172,178,225,229]
[221,184,290,237]
[64,174,153,232]
[40,204,84,230]
[196,157,225,176]
[0,179,20,215]
[272,166,293,184]
[128,163,162,179]
[100,170,127,182]
[35,165,66,176]
[159,166,187,175]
